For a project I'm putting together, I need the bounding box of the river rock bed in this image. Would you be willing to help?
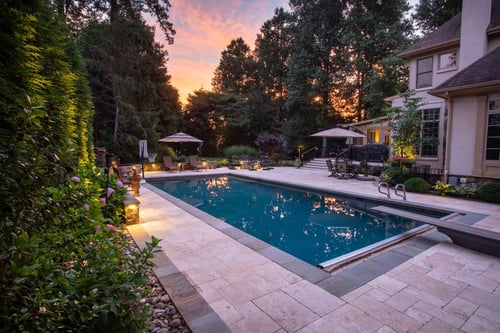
[125,233,191,333]
[142,271,191,333]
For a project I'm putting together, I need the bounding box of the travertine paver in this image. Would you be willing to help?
[443,297,478,321]
[461,306,500,333]
[135,168,500,332]
[230,302,281,333]
[384,289,419,312]
[297,303,383,333]
[350,293,423,332]
[281,280,345,316]
[368,274,408,296]
[417,317,462,333]
[253,290,320,332]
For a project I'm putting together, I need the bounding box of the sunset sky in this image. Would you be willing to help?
[153,0,289,104]
[153,0,418,104]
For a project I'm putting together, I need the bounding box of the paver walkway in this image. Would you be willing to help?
[128,167,500,332]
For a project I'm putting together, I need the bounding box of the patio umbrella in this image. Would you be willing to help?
[158,132,203,155]
[158,132,203,143]
[311,127,365,157]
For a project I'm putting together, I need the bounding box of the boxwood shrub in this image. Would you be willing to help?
[477,182,500,203]
[404,177,431,193]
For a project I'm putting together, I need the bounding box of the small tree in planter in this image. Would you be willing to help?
[386,91,423,161]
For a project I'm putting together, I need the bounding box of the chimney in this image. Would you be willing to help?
[459,0,492,69]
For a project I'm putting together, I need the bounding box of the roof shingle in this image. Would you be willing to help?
[399,14,461,57]
[430,46,500,92]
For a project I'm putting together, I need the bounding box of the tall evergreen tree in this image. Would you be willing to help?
[1,0,94,172]
[212,37,257,95]
[1,0,95,316]
[254,7,295,127]
[78,10,180,162]
[284,0,346,145]
[341,0,413,121]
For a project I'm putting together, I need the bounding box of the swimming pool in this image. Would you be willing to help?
[151,175,451,267]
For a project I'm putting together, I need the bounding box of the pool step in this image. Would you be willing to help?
[371,206,500,258]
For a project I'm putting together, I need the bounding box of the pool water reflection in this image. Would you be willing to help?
[151,176,426,266]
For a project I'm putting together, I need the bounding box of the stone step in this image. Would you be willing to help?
[302,158,331,170]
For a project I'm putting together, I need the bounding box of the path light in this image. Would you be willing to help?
[123,193,140,224]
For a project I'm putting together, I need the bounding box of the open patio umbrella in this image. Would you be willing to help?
[158,132,203,143]
[311,127,365,157]
[158,132,203,156]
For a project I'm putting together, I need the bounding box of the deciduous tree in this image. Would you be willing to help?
[412,0,462,33]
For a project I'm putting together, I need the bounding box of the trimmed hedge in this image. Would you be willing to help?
[404,177,431,193]
[477,183,500,203]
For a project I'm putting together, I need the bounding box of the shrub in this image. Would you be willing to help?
[380,166,410,186]
[0,163,159,332]
[404,177,431,193]
[477,183,500,203]
[255,133,288,159]
[433,181,477,198]
[223,145,259,158]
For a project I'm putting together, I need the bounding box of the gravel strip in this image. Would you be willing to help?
[141,272,191,333]
[125,233,192,333]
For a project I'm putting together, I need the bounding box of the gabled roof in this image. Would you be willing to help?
[399,14,461,59]
[400,0,500,59]
[429,46,500,96]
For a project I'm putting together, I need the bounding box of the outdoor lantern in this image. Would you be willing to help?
[123,193,140,224]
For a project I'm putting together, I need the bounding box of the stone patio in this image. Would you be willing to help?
[128,167,500,333]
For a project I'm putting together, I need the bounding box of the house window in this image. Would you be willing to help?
[486,99,500,160]
[368,129,380,143]
[419,108,440,157]
[416,56,433,88]
[384,129,391,145]
[438,51,457,70]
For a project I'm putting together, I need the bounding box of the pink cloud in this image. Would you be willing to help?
[160,0,289,103]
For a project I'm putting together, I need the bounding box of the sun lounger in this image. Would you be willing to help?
[163,156,179,171]
[188,155,207,170]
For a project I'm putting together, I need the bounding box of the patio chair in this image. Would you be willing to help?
[228,156,240,169]
[163,156,179,172]
[260,156,273,170]
[188,155,207,170]
[336,160,357,179]
[326,159,355,179]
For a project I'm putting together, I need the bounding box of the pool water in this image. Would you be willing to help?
[151,176,430,266]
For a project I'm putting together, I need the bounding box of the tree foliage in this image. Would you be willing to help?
[53,0,176,43]
[412,0,462,33]
[386,90,423,159]
[1,1,158,331]
[254,7,294,124]
[212,37,257,95]
[77,6,181,162]
[209,0,415,153]
[342,0,413,120]
[183,89,251,155]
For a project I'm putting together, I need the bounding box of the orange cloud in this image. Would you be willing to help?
[155,0,289,104]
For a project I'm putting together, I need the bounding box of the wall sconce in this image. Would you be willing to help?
[123,193,140,224]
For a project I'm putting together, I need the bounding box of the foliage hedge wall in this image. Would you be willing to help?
[1,2,157,331]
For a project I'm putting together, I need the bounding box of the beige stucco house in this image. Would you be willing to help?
[390,0,500,185]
